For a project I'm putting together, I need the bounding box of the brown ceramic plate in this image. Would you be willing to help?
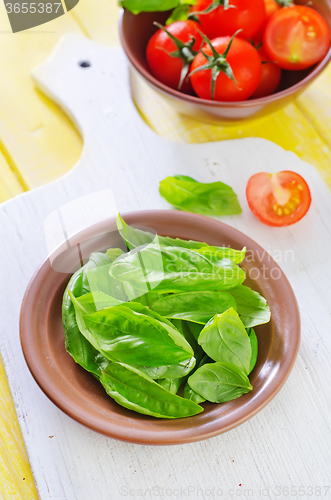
[20,211,300,445]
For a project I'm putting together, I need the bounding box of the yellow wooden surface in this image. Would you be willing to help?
[1,0,331,498]
[0,356,38,500]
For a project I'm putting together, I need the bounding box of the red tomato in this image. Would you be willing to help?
[264,0,281,20]
[255,1,294,42]
[192,0,266,41]
[254,0,282,42]
[190,36,262,101]
[251,47,282,99]
[263,6,331,70]
[246,171,311,226]
[146,21,203,92]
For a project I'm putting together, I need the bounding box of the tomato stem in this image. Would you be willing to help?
[188,0,235,17]
[154,22,199,89]
[275,0,293,6]
[189,29,241,99]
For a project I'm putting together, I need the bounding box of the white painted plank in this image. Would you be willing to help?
[0,34,330,500]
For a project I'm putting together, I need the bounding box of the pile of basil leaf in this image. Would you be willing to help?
[62,214,270,419]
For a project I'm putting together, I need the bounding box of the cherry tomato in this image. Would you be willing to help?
[251,47,282,99]
[263,6,331,70]
[254,0,282,41]
[264,0,281,20]
[246,171,311,226]
[146,21,203,93]
[190,36,262,101]
[192,0,266,41]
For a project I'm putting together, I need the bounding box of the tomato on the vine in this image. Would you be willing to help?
[246,171,311,226]
[146,20,204,92]
[263,6,331,70]
[190,35,262,101]
[251,47,282,99]
[191,0,266,41]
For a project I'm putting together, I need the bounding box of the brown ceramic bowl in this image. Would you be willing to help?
[20,211,300,445]
[119,1,331,123]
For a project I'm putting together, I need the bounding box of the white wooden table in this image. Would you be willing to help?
[1,35,331,500]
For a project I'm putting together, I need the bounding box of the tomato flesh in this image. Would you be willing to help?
[192,0,266,41]
[251,47,282,99]
[246,171,311,226]
[263,6,331,70]
[190,37,262,101]
[146,21,203,93]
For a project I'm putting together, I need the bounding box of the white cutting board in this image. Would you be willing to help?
[1,34,331,500]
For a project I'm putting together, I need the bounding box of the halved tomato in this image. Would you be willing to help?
[263,5,331,70]
[246,171,311,226]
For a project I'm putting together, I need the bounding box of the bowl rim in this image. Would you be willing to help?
[118,8,331,108]
[20,210,301,445]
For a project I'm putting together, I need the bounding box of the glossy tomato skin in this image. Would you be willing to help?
[246,171,311,227]
[146,21,203,93]
[264,0,281,20]
[263,6,331,70]
[192,0,266,41]
[254,0,282,42]
[251,47,282,99]
[190,37,262,101]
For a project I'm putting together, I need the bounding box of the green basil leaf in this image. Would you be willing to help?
[117,214,241,254]
[194,246,246,264]
[120,300,176,328]
[117,214,157,250]
[105,247,125,262]
[158,377,184,394]
[166,4,190,23]
[109,244,245,294]
[198,307,251,374]
[72,295,195,379]
[69,291,112,359]
[119,0,179,15]
[188,362,252,403]
[131,291,162,308]
[76,291,123,315]
[84,305,194,367]
[82,252,127,302]
[229,285,271,328]
[173,175,198,182]
[183,353,211,403]
[117,213,206,252]
[100,362,203,419]
[184,384,206,403]
[152,291,237,324]
[159,176,242,216]
[247,328,258,375]
[62,271,109,377]
[172,319,204,364]
[167,0,196,17]
[141,356,196,379]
